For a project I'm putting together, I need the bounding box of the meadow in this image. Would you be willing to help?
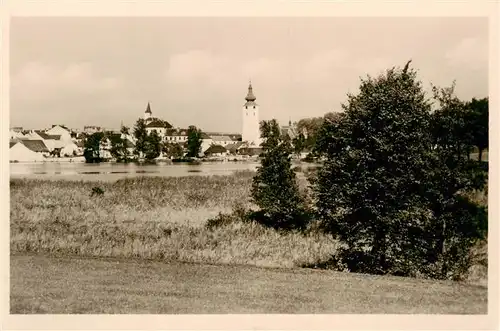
[9,170,488,313]
[10,169,487,285]
[10,171,338,269]
[11,254,487,314]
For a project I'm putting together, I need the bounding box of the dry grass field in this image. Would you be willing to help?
[9,170,488,313]
[10,171,338,269]
[10,254,487,314]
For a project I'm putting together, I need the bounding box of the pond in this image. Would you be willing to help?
[10,161,261,182]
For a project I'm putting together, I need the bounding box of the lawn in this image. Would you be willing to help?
[10,253,487,314]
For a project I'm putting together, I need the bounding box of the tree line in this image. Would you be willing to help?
[83,119,204,163]
[250,61,488,281]
[291,96,487,163]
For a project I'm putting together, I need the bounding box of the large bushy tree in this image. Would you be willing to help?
[427,85,488,278]
[313,62,487,280]
[109,125,131,162]
[144,130,162,160]
[296,116,324,152]
[292,132,306,157]
[83,132,104,163]
[186,126,203,158]
[431,83,475,161]
[467,97,488,161]
[133,119,148,159]
[109,135,126,162]
[162,142,184,158]
[251,119,310,230]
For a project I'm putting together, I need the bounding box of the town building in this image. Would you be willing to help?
[280,120,299,140]
[241,82,261,147]
[60,142,81,157]
[10,141,45,162]
[83,126,102,134]
[143,102,173,136]
[204,144,228,157]
[210,135,236,147]
[225,141,244,155]
[46,125,72,142]
[205,132,242,141]
[9,129,26,140]
[164,127,188,143]
[9,140,50,162]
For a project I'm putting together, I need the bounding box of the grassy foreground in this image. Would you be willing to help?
[10,171,487,285]
[10,254,487,314]
[10,172,338,269]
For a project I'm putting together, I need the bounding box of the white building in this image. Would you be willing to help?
[46,125,72,142]
[10,142,44,162]
[9,129,25,140]
[241,82,261,146]
[61,142,81,157]
[24,130,45,141]
[210,135,236,147]
[83,125,102,134]
[200,133,214,153]
[144,102,153,122]
[10,140,48,162]
[143,102,173,137]
[165,128,188,143]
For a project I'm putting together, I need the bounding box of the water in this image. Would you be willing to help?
[10,161,260,182]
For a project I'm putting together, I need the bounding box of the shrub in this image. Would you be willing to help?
[83,132,104,163]
[205,212,237,230]
[90,187,104,197]
[251,119,311,231]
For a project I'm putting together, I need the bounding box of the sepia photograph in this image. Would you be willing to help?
[3,5,494,325]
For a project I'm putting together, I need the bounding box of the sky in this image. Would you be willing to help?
[10,17,488,132]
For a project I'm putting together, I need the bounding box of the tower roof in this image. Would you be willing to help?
[245,82,256,102]
[145,102,152,114]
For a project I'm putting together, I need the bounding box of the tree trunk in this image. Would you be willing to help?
[440,218,447,278]
[478,148,483,162]
[371,229,387,274]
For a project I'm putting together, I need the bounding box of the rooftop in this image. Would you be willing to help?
[210,135,234,142]
[204,144,227,154]
[21,140,50,153]
[145,118,173,129]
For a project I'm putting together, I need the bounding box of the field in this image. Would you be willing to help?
[10,254,487,314]
[9,170,488,313]
[10,171,337,269]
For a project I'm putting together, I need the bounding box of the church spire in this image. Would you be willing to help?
[245,81,256,102]
[145,102,152,114]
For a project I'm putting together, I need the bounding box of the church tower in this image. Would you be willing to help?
[242,82,260,146]
[144,102,152,121]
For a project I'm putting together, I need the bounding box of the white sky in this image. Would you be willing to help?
[10,17,488,132]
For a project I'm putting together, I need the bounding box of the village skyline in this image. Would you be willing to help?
[10,17,488,133]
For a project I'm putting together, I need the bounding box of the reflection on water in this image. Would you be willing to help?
[10,161,260,181]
